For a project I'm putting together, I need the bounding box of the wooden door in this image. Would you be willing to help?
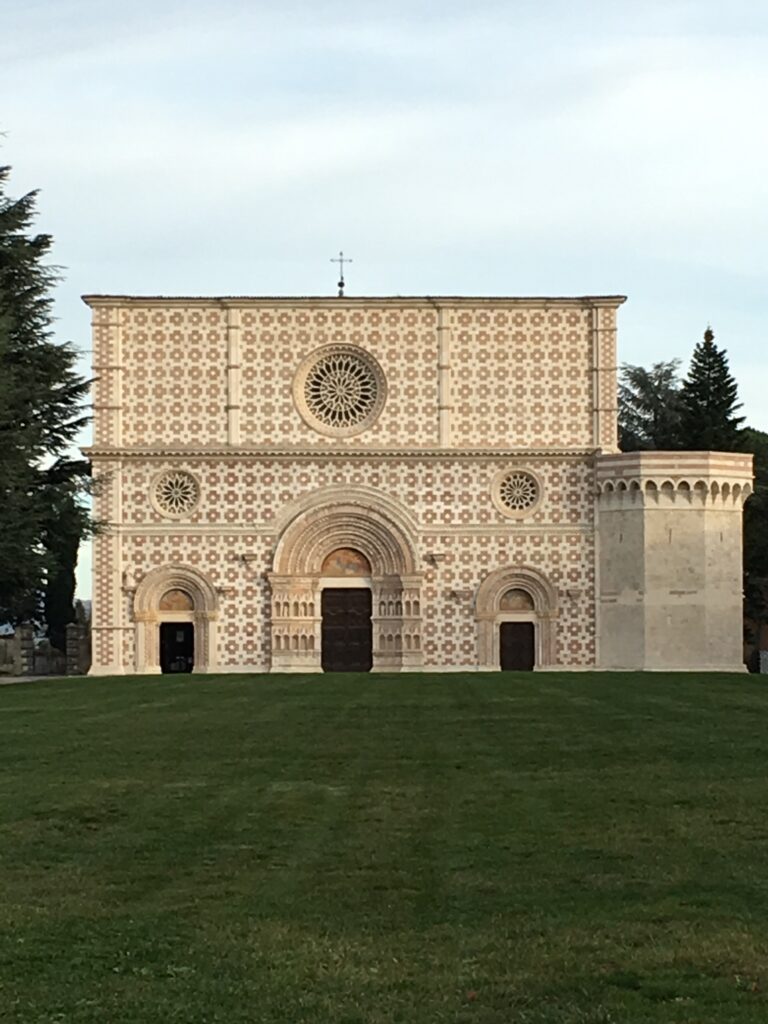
[160,622,195,673]
[321,589,373,672]
[500,622,535,671]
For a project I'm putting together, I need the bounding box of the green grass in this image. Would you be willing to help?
[2,673,768,1023]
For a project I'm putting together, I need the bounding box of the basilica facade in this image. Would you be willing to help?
[85,295,752,675]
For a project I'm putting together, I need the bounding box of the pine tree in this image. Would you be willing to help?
[0,164,91,626]
[677,327,744,451]
[618,359,682,451]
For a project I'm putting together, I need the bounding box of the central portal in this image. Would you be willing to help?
[321,588,373,672]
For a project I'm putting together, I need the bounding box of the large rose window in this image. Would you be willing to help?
[294,345,386,437]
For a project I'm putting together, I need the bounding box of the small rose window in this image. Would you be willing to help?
[152,470,200,518]
[492,469,542,518]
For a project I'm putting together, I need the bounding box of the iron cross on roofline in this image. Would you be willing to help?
[330,251,352,297]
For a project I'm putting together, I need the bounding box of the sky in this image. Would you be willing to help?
[2,0,767,598]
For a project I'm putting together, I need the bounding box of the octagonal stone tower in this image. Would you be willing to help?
[596,452,754,671]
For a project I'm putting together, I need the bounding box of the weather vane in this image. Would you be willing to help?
[330,250,352,297]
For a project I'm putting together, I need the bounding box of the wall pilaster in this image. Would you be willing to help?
[591,304,619,453]
[436,305,452,447]
[226,307,242,445]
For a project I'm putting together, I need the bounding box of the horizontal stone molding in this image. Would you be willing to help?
[110,523,594,539]
[83,445,599,461]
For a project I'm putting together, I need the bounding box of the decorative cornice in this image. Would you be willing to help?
[595,450,754,480]
[595,450,754,508]
[82,294,628,309]
[83,445,598,461]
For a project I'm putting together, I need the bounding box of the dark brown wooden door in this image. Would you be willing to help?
[321,589,373,672]
[500,622,535,671]
[160,622,194,673]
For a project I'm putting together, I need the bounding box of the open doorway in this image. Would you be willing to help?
[160,622,194,673]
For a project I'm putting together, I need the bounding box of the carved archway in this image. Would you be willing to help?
[132,564,219,674]
[268,497,423,673]
[475,565,558,670]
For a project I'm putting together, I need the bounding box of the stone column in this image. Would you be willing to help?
[134,612,162,674]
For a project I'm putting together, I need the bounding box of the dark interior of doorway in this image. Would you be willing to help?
[160,622,194,673]
[500,621,535,671]
[321,589,373,672]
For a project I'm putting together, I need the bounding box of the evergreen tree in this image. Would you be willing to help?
[0,164,91,626]
[618,359,682,451]
[678,327,744,450]
[42,476,91,651]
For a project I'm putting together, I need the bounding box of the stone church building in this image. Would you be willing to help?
[85,294,752,675]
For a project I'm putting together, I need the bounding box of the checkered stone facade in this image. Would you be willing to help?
[86,294,629,675]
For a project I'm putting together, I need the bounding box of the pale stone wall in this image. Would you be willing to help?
[596,452,753,671]
[447,303,618,451]
[89,296,621,453]
[89,293,745,676]
[96,454,599,673]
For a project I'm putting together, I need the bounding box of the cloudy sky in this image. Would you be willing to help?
[2,0,767,596]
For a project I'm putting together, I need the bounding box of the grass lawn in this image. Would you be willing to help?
[2,673,768,1023]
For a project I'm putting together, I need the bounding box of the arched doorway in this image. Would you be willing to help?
[132,566,219,674]
[475,567,559,671]
[158,589,195,673]
[268,493,423,673]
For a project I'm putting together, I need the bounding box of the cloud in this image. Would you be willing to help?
[2,0,767,601]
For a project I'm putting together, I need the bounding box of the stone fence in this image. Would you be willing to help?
[66,623,92,676]
[0,625,36,676]
[0,624,90,677]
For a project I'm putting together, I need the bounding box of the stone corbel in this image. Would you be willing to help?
[425,552,447,567]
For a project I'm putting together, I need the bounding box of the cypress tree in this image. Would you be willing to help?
[678,327,744,450]
[41,476,91,651]
[0,164,91,627]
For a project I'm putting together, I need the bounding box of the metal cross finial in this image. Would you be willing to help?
[330,250,352,297]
